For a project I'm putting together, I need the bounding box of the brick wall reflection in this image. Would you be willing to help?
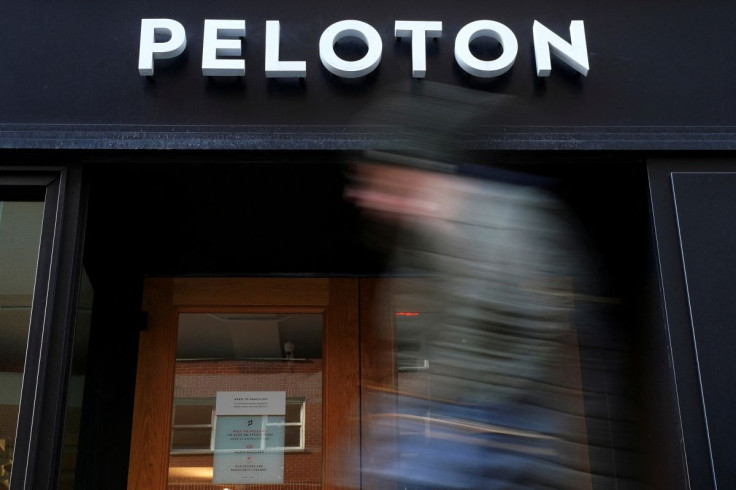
[169,360,322,489]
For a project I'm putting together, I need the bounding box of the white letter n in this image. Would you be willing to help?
[533,20,589,77]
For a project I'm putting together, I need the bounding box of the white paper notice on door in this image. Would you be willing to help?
[213,391,286,484]
[215,391,286,416]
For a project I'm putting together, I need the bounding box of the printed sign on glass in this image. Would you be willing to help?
[213,391,286,484]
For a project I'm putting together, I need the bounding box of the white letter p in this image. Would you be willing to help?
[138,19,187,76]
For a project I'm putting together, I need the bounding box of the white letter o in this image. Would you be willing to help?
[319,20,383,78]
[454,20,518,78]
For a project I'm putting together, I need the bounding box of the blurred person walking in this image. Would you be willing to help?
[351,83,591,489]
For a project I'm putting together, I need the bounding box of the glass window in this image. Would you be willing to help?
[170,397,306,455]
[168,313,322,487]
[0,200,45,488]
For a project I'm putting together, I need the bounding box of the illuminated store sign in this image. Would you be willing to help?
[139,19,589,79]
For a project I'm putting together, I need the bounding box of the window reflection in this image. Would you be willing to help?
[168,313,322,488]
[0,201,45,489]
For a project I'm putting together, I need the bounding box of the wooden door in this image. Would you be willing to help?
[127,278,359,490]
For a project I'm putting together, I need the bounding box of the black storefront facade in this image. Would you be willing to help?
[1,1,735,488]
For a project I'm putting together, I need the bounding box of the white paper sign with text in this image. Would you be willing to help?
[215,391,286,416]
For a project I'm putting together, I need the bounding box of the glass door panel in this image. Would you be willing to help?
[361,277,592,489]
[167,313,323,489]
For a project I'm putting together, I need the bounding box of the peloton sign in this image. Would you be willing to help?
[138,19,589,79]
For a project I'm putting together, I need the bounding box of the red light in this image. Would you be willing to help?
[395,312,420,317]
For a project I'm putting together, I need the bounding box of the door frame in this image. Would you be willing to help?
[127,277,359,489]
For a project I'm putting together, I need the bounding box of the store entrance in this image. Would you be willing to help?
[74,158,663,490]
[127,278,360,490]
[125,272,597,490]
